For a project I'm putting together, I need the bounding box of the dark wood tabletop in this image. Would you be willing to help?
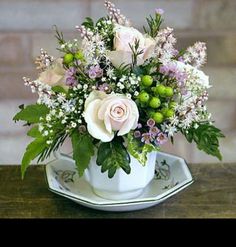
[0,163,235,218]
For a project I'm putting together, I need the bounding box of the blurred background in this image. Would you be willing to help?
[0,0,235,164]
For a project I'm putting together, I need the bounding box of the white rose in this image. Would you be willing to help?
[84,90,139,142]
[38,58,67,89]
[107,24,155,68]
[175,61,211,88]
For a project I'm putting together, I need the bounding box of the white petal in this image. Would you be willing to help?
[84,90,107,109]
[84,99,114,142]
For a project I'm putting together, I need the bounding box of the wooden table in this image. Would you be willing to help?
[0,163,235,218]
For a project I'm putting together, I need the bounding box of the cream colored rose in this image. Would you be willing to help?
[107,24,155,68]
[38,58,67,88]
[84,90,139,142]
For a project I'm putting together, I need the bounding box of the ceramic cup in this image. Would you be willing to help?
[54,150,157,201]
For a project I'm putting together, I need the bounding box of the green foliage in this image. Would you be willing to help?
[127,133,159,165]
[114,63,131,77]
[21,136,47,179]
[82,17,94,30]
[51,85,67,94]
[13,104,49,124]
[129,39,144,67]
[96,137,131,178]
[53,25,65,45]
[143,13,163,37]
[71,131,95,177]
[27,126,41,138]
[181,123,225,160]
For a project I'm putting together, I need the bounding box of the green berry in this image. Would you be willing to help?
[161,108,168,116]
[169,101,177,109]
[153,112,164,124]
[165,109,175,118]
[139,91,150,103]
[149,97,161,108]
[75,51,84,60]
[155,85,166,96]
[165,87,174,97]
[148,110,155,118]
[63,53,74,64]
[141,75,153,87]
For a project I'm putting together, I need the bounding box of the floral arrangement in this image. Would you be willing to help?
[14,1,224,179]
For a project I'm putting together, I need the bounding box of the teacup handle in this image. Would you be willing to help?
[53,149,90,182]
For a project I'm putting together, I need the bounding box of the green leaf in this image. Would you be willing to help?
[127,133,159,166]
[13,104,49,124]
[71,131,94,177]
[96,137,131,178]
[27,126,41,138]
[51,85,67,94]
[182,123,225,161]
[82,17,94,30]
[21,137,47,179]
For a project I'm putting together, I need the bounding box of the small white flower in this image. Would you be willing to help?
[126,93,131,99]
[46,115,51,121]
[71,122,77,128]
[46,140,53,145]
[134,91,139,97]
[43,130,49,136]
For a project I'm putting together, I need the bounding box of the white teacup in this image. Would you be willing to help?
[54,150,156,201]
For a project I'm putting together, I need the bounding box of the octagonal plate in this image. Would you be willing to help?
[45,152,193,212]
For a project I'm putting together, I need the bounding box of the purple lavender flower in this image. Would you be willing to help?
[134,130,141,138]
[65,67,78,87]
[149,126,160,136]
[147,118,155,128]
[155,8,164,15]
[137,123,142,129]
[88,65,103,79]
[160,62,187,86]
[141,133,153,144]
[155,132,168,145]
[98,83,111,93]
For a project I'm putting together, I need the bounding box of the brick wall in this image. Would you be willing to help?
[0,0,235,164]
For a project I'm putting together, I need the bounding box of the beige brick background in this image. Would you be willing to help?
[0,0,235,164]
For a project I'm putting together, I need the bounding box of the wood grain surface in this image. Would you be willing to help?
[0,163,236,218]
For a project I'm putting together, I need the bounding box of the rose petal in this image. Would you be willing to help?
[84,99,114,142]
[84,90,107,109]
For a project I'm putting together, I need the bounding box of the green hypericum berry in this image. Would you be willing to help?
[148,110,155,118]
[165,87,174,97]
[139,91,150,103]
[149,97,161,108]
[161,108,168,116]
[141,75,153,87]
[169,101,177,109]
[75,51,84,60]
[155,85,166,96]
[153,112,164,123]
[63,53,74,64]
[165,109,175,118]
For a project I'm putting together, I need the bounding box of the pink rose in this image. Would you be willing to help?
[107,24,155,68]
[38,58,67,88]
[84,90,139,142]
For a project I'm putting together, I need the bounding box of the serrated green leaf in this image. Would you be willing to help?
[127,133,159,166]
[182,123,225,161]
[96,137,131,178]
[71,131,94,177]
[27,126,41,138]
[13,104,49,123]
[21,137,47,179]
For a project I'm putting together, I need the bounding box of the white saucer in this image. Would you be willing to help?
[45,152,193,212]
